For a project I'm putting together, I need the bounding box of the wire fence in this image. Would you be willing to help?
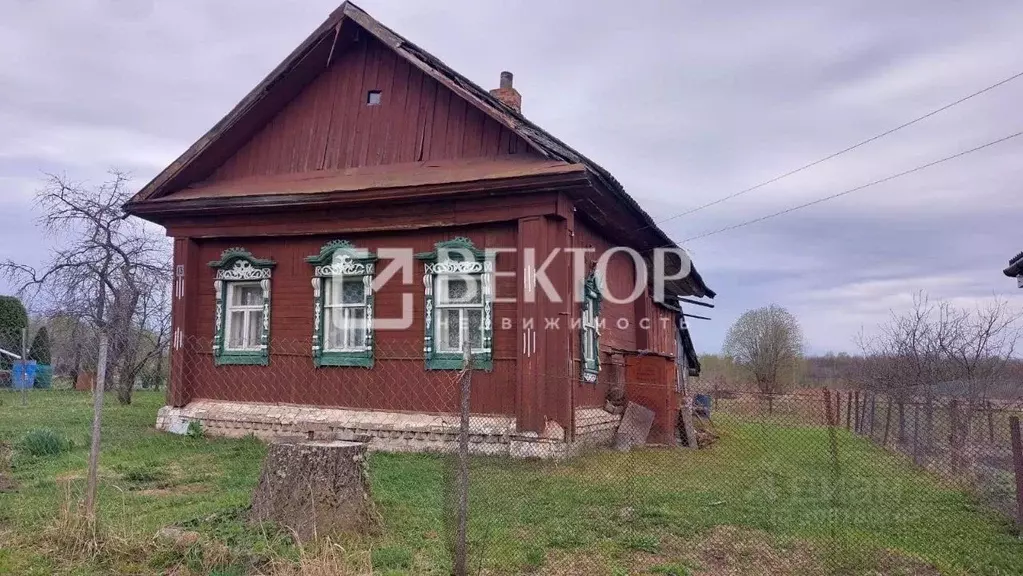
[3,334,1023,574]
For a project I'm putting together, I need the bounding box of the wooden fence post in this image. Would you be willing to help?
[882,395,892,446]
[868,392,877,438]
[853,391,861,433]
[1009,416,1023,534]
[912,402,921,466]
[846,391,853,430]
[950,399,960,473]
[987,401,995,444]
[823,387,833,427]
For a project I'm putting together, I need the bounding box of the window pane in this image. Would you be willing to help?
[440,276,481,304]
[446,278,467,303]
[248,311,263,347]
[326,308,344,349]
[233,284,263,306]
[346,308,366,348]
[228,311,245,348]
[342,279,365,304]
[325,278,343,305]
[467,309,483,349]
[436,309,460,352]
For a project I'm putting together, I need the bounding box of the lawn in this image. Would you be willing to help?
[0,390,1021,575]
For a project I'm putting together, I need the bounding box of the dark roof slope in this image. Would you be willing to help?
[1004,251,1023,277]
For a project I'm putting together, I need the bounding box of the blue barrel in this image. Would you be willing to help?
[12,360,37,390]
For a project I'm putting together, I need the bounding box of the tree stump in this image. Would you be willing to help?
[250,440,374,541]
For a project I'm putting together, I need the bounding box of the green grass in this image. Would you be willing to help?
[16,428,73,457]
[1,389,1022,575]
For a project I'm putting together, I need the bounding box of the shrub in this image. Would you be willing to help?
[0,296,28,370]
[18,428,72,457]
[186,421,205,439]
[29,326,52,364]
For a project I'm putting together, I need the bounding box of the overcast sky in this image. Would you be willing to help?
[2,0,1022,354]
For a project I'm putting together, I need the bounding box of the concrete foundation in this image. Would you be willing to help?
[156,400,621,459]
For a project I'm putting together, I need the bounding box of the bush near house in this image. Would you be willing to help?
[28,326,53,388]
[0,296,28,379]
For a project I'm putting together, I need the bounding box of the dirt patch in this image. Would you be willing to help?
[537,526,941,576]
[55,470,85,483]
[689,526,821,576]
[137,483,210,497]
[870,549,942,576]
[0,442,16,493]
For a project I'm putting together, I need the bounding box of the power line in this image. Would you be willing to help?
[681,129,1023,243]
[653,69,1023,227]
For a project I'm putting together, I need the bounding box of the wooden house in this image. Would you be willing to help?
[125,2,715,456]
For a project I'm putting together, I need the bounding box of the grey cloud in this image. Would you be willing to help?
[1,0,1021,353]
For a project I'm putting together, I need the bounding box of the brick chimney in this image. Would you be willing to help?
[489,71,521,112]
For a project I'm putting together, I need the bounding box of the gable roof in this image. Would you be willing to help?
[125,1,714,299]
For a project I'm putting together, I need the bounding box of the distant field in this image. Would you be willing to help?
[1,390,1021,575]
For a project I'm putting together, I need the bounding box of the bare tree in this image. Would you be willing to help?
[723,304,804,407]
[858,293,938,445]
[860,292,1022,459]
[1,171,170,523]
[112,281,172,402]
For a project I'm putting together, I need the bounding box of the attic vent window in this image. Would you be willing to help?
[367,90,382,105]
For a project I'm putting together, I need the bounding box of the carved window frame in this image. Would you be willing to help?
[306,240,377,368]
[209,248,276,366]
[581,272,603,383]
[416,237,494,371]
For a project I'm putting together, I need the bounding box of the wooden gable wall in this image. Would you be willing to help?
[206,33,538,183]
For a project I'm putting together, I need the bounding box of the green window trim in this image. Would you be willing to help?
[416,237,494,371]
[581,272,603,383]
[209,248,276,366]
[306,240,377,368]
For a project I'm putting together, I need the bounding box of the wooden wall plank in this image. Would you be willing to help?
[186,223,519,416]
[570,217,676,409]
[205,34,537,183]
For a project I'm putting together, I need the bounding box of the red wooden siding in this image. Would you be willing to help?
[571,218,678,409]
[183,224,519,416]
[207,34,536,183]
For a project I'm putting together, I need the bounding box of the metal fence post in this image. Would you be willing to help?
[454,342,473,576]
[1009,416,1023,534]
[20,328,27,407]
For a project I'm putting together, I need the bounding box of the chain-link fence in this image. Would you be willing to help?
[4,333,1023,574]
[168,336,1023,573]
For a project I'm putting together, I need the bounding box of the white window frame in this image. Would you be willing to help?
[323,275,370,352]
[223,281,265,352]
[434,274,486,354]
[582,297,599,368]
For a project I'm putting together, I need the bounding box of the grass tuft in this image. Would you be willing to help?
[370,545,413,570]
[117,464,167,485]
[18,428,72,457]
